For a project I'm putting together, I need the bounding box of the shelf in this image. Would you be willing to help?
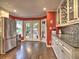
[56,18,79,27]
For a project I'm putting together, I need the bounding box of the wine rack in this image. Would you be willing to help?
[61,0,67,24]
[69,0,74,20]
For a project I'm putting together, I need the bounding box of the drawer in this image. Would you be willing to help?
[59,40,73,56]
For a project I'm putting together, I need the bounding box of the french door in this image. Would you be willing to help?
[24,20,40,41]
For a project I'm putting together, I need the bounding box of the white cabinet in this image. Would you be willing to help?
[52,37,71,59]
[52,36,79,59]
[52,36,61,59]
[5,37,16,52]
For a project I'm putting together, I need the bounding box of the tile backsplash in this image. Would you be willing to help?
[61,24,79,34]
[60,23,79,47]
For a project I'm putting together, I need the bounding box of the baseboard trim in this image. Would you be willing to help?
[21,40,26,42]
[46,45,52,47]
[0,52,6,55]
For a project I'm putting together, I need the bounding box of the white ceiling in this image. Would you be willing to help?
[0,0,61,17]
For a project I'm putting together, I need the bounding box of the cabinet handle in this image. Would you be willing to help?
[56,44,58,45]
[62,44,64,46]
[61,49,64,53]
[56,43,58,45]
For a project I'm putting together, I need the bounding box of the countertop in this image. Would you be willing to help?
[54,34,79,48]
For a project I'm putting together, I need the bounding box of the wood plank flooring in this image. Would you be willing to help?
[0,41,57,59]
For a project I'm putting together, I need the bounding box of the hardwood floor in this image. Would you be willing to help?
[0,41,57,59]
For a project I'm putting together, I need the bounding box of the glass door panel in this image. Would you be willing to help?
[25,20,40,41]
[33,21,39,41]
[25,21,32,41]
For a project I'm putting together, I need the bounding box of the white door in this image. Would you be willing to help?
[41,19,47,43]
[25,20,40,41]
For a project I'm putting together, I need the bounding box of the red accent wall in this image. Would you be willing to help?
[47,12,56,45]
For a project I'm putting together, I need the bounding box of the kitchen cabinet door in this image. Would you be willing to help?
[63,51,71,59]
[52,36,61,59]
[56,8,61,25]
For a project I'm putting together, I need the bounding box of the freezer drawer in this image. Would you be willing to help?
[4,37,16,52]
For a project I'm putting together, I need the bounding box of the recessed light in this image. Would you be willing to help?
[13,10,16,12]
[49,27,52,30]
[70,7,72,9]
[50,20,53,23]
[43,8,46,11]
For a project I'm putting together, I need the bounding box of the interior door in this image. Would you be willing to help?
[41,19,47,43]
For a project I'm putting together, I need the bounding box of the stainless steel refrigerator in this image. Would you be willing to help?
[0,17,17,54]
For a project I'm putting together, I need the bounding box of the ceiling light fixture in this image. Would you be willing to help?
[49,27,52,30]
[13,10,16,12]
[43,8,46,11]
[70,7,72,9]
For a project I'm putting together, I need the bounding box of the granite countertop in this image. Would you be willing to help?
[56,34,79,48]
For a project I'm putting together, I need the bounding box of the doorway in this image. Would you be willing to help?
[25,20,40,41]
[41,19,47,43]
